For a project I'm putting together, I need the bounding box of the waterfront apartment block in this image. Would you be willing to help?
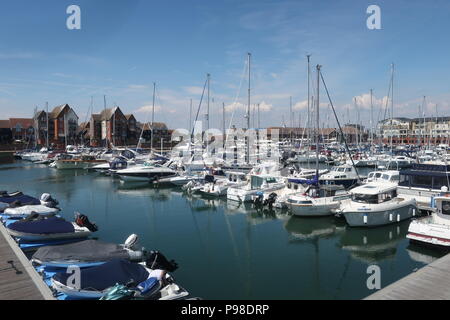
[378,117,450,145]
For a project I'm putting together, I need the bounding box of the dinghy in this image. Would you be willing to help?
[0,191,40,207]
[51,252,186,300]
[31,234,144,268]
[6,213,98,242]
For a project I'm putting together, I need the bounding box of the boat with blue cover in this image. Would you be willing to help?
[6,212,98,241]
[51,252,188,300]
[31,234,144,268]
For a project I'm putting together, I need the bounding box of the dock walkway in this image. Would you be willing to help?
[366,253,450,300]
[0,222,54,300]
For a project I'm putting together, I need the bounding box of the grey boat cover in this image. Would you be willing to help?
[32,239,130,263]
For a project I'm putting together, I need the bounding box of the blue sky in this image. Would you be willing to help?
[1,0,450,129]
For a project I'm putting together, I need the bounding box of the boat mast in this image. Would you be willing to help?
[307,54,311,150]
[370,89,373,144]
[46,102,49,149]
[246,52,251,164]
[315,64,321,177]
[103,95,107,149]
[390,63,394,153]
[207,73,210,131]
[151,82,156,152]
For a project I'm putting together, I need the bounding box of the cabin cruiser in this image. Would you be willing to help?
[227,162,285,202]
[199,171,247,197]
[319,164,360,189]
[54,154,107,170]
[377,155,414,170]
[363,170,400,184]
[116,161,178,182]
[337,182,417,227]
[287,184,350,216]
[397,163,450,211]
[20,148,49,162]
[407,191,450,247]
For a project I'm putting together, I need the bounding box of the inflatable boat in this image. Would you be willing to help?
[51,256,187,300]
[6,213,98,242]
[31,234,144,268]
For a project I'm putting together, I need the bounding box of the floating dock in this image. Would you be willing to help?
[0,222,54,300]
[366,253,450,300]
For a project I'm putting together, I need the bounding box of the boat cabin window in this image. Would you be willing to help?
[378,190,397,202]
[432,176,449,190]
[441,201,450,216]
[345,168,352,172]
[352,193,378,204]
[411,175,432,188]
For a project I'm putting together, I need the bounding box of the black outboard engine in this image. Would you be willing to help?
[263,193,277,209]
[145,251,178,272]
[75,212,98,232]
[253,193,264,207]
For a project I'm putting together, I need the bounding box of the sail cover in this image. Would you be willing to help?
[53,259,149,291]
[33,240,130,263]
[8,217,74,234]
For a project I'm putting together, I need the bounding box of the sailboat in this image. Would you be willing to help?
[287,64,351,217]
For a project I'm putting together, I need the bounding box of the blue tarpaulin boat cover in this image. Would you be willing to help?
[8,217,75,234]
[0,194,40,206]
[53,259,149,291]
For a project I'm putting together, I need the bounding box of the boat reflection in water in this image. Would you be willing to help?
[337,221,410,263]
[405,243,445,265]
[225,200,289,225]
[116,181,174,201]
[284,215,345,242]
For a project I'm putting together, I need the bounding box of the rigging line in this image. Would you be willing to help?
[137,84,155,151]
[319,69,361,181]
[228,56,249,130]
[191,76,209,142]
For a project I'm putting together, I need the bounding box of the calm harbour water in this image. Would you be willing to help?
[0,158,446,300]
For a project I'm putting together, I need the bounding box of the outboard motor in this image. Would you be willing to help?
[263,193,278,209]
[145,250,178,272]
[124,234,139,249]
[75,212,98,232]
[110,157,128,170]
[40,193,59,208]
[253,192,264,207]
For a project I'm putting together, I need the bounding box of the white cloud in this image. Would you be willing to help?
[352,92,389,110]
[134,105,163,114]
[183,86,205,95]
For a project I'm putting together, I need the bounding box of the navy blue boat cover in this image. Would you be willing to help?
[53,259,149,291]
[32,240,130,263]
[0,194,40,205]
[8,217,75,234]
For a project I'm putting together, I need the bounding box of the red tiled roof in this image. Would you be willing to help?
[9,118,34,129]
[0,120,10,129]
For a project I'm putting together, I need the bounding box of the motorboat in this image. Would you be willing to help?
[227,162,285,202]
[54,155,107,170]
[1,193,59,219]
[51,252,187,300]
[31,234,144,268]
[407,191,450,247]
[319,164,360,189]
[199,171,247,197]
[116,162,178,182]
[337,182,417,227]
[6,213,98,242]
[397,163,450,211]
[287,184,350,217]
[364,170,400,184]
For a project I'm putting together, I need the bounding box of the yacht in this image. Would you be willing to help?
[54,155,107,170]
[338,182,417,227]
[407,191,450,247]
[116,162,177,182]
[319,164,360,189]
[287,184,350,217]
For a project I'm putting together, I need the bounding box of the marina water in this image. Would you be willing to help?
[0,157,445,299]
